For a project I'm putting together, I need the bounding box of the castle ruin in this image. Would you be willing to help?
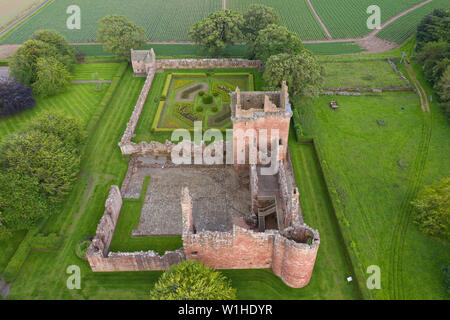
[87,49,320,289]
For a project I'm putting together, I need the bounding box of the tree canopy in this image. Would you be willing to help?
[252,24,303,61]
[411,177,449,239]
[30,29,76,69]
[32,56,72,97]
[0,79,35,118]
[264,51,324,97]
[242,4,280,43]
[97,15,147,61]
[149,260,236,300]
[189,10,244,56]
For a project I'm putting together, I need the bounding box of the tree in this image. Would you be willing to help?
[0,129,81,205]
[242,4,279,43]
[264,52,324,97]
[97,15,147,61]
[27,111,86,149]
[189,10,244,56]
[30,29,76,71]
[411,178,450,239]
[32,56,72,97]
[416,9,449,51]
[149,260,236,300]
[415,41,450,86]
[435,66,450,119]
[0,172,48,233]
[9,39,61,86]
[253,24,303,61]
[0,79,35,118]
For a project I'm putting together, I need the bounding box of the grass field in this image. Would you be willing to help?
[227,0,328,40]
[295,78,449,299]
[311,0,424,39]
[377,0,450,44]
[0,82,110,143]
[71,63,120,81]
[2,64,359,300]
[0,0,221,44]
[321,59,406,88]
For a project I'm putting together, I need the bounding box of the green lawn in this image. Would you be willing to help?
[295,88,449,299]
[0,82,109,142]
[321,59,406,88]
[71,63,120,81]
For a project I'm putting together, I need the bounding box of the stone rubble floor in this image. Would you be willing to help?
[122,160,251,236]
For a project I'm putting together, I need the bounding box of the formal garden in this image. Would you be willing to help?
[151,72,253,132]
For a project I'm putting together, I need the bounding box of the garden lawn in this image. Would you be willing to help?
[71,63,120,81]
[295,90,449,299]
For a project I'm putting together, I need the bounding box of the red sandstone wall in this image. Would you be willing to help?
[184,227,275,270]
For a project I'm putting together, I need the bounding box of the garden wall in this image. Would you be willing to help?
[156,58,263,73]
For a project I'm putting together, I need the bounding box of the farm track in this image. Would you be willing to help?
[307,0,332,40]
[389,62,432,300]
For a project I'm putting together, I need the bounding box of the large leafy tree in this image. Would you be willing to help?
[411,178,449,239]
[242,4,279,43]
[30,29,76,71]
[416,9,449,51]
[0,128,81,205]
[0,172,48,233]
[97,15,147,61]
[149,260,236,300]
[27,111,86,149]
[189,10,244,56]
[253,24,303,61]
[32,56,72,97]
[9,40,61,86]
[0,79,35,118]
[435,66,450,120]
[264,51,324,97]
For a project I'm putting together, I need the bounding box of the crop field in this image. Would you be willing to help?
[0,0,221,44]
[377,0,450,44]
[311,0,424,39]
[227,0,328,40]
[0,0,43,29]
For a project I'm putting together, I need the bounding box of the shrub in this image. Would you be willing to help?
[196,106,204,112]
[0,79,35,118]
[211,106,218,113]
[75,237,93,261]
[149,260,236,300]
[198,90,205,96]
[411,178,449,239]
[202,93,213,104]
[213,91,219,97]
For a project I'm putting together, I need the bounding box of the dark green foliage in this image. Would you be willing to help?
[264,51,324,97]
[189,10,244,56]
[0,112,85,237]
[97,15,147,61]
[149,260,237,300]
[32,56,72,97]
[202,93,213,104]
[242,4,279,43]
[416,9,449,51]
[75,238,93,261]
[443,264,450,294]
[253,24,303,61]
[411,178,449,239]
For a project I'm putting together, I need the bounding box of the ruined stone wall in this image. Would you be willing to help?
[87,249,186,272]
[181,188,320,288]
[119,70,156,154]
[87,185,185,271]
[156,58,263,72]
[250,165,259,214]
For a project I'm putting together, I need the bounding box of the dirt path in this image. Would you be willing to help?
[223,0,226,10]
[388,60,432,300]
[307,0,332,40]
